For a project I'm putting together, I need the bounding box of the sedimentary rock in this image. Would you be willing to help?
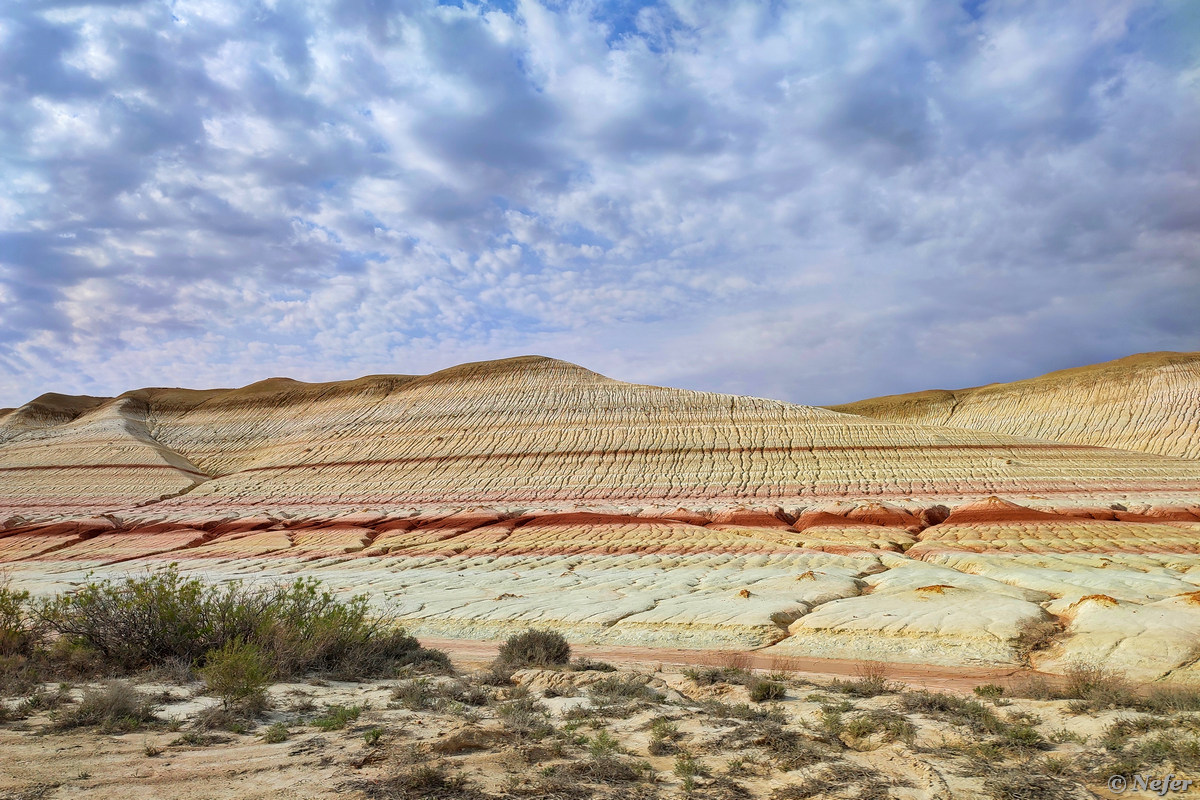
[831,351,1200,460]
[3,354,1200,678]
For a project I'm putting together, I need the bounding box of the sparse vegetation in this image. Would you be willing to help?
[4,571,1200,800]
[52,681,157,733]
[311,703,364,731]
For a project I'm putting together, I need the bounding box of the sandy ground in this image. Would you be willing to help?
[2,648,1196,800]
[421,638,1051,693]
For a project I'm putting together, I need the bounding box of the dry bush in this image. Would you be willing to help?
[495,629,571,669]
[717,652,755,671]
[559,755,650,785]
[52,680,157,732]
[829,660,896,697]
[1144,684,1200,713]
[493,694,554,740]
[698,698,787,723]
[587,674,658,702]
[770,759,892,799]
[1060,661,1135,709]
[359,761,491,799]
[765,655,805,674]
[843,709,916,746]
[981,766,1076,800]
[717,719,829,771]
[1013,618,1061,661]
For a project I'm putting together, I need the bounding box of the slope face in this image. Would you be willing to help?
[4,354,1200,524]
[830,352,1200,460]
[122,355,1200,520]
[0,396,209,524]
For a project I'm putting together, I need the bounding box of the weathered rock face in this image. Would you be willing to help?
[3,354,1200,679]
[830,351,1200,461]
[5,355,1199,524]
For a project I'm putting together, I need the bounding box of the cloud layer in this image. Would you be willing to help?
[1,0,1197,408]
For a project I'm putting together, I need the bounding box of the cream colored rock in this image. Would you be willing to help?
[1037,594,1200,682]
[768,586,1052,665]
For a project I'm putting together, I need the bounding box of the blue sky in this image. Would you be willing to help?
[1,0,1197,408]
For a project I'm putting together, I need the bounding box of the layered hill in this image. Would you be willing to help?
[3,355,1200,526]
[830,351,1200,460]
[4,354,1200,679]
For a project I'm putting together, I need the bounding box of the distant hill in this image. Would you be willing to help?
[830,352,1200,460]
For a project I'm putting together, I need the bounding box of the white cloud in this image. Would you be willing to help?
[0,0,1196,407]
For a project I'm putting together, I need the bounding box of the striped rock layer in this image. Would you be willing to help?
[830,351,1200,461]
[3,355,1200,679]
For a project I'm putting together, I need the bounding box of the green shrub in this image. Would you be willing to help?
[684,666,751,686]
[587,674,657,702]
[311,703,363,731]
[199,639,274,711]
[495,629,571,668]
[37,566,443,679]
[588,729,623,758]
[748,677,786,702]
[899,690,1004,734]
[262,722,289,743]
[0,581,40,658]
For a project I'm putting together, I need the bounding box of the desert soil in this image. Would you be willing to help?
[1,648,1193,800]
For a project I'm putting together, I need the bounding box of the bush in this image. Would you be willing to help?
[359,762,484,799]
[748,677,786,702]
[53,681,157,732]
[1013,618,1061,659]
[587,675,657,702]
[0,580,40,658]
[495,629,571,668]
[200,639,274,711]
[1060,661,1134,709]
[37,566,443,680]
[684,666,751,686]
[899,690,1004,735]
[263,722,289,743]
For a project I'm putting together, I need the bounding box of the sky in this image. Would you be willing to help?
[1,0,1198,409]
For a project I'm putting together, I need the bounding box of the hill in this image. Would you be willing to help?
[830,351,1200,460]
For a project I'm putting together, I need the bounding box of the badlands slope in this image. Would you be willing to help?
[3,355,1200,680]
[831,351,1200,460]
